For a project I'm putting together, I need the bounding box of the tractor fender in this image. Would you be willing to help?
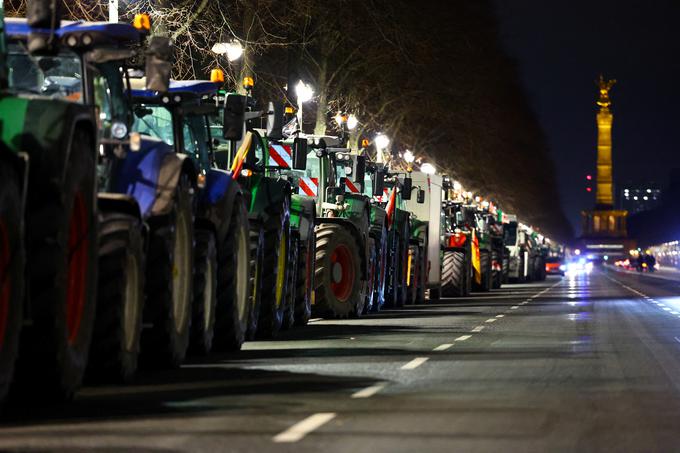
[249,177,292,224]
[0,148,29,222]
[317,217,368,279]
[290,194,316,243]
[196,168,244,243]
[112,136,197,219]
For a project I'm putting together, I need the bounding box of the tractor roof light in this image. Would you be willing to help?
[285,106,295,114]
[210,69,225,83]
[133,13,151,31]
[242,77,254,90]
[334,112,348,126]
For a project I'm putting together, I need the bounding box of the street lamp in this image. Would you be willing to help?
[403,150,415,172]
[420,162,436,175]
[347,114,358,130]
[374,134,390,163]
[295,81,314,130]
[453,181,462,192]
[212,40,243,62]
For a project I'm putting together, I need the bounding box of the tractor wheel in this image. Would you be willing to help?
[406,245,419,305]
[246,224,264,340]
[212,198,251,351]
[256,202,290,338]
[281,236,298,330]
[189,229,217,355]
[395,227,409,308]
[17,128,97,401]
[314,224,363,318]
[371,226,387,312]
[0,164,24,404]
[87,212,144,383]
[142,174,194,368]
[363,237,377,314]
[441,250,469,297]
[415,245,427,304]
[474,250,492,292]
[502,252,510,284]
[491,248,503,289]
[294,228,314,326]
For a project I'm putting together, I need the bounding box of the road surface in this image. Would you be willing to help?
[2,268,680,452]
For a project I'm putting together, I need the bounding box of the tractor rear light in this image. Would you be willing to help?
[448,233,467,248]
[241,169,253,177]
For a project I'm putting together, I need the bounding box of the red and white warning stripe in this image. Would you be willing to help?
[344,178,361,193]
[299,177,319,197]
[268,143,293,168]
[373,188,389,203]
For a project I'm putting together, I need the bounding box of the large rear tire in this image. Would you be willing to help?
[142,174,194,368]
[294,228,314,326]
[281,235,298,330]
[212,198,251,351]
[314,224,363,318]
[246,224,264,340]
[189,229,217,355]
[0,164,24,404]
[256,202,290,338]
[17,128,97,401]
[474,250,492,292]
[441,250,469,297]
[371,226,387,312]
[87,212,144,383]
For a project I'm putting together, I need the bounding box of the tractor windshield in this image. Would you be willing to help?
[7,44,82,102]
[132,105,174,146]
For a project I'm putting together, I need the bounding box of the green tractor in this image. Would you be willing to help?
[1,3,101,400]
[296,136,375,318]
[211,88,308,338]
[398,173,429,305]
[440,200,474,297]
[471,205,493,292]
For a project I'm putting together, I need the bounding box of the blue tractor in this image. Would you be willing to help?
[130,79,251,354]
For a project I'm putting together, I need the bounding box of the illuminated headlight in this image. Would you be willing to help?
[66,35,78,47]
[111,121,128,139]
[82,34,93,46]
[161,96,171,104]
[173,95,181,103]
[345,166,353,175]
[559,264,566,271]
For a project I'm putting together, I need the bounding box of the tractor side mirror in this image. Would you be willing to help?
[145,36,173,93]
[401,176,413,200]
[27,0,62,55]
[223,94,246,141]
[267,101,284,141]
[372,170,385,197]
[293,137,308,170]
[455,211,464,225]
[354,155,366,185]
[417,188,425,204]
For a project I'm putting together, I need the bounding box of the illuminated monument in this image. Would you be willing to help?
[580,75,635,257]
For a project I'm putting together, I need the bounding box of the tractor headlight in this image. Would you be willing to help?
[111,121,128,139]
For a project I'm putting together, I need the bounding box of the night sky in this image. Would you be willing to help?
[493,0,680,234]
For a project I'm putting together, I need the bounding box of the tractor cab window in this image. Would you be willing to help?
[132,105,174,146]
[7,44,82,102]
[305,150,322,181]
[185,115,211,170]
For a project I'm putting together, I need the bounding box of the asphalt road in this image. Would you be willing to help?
[3,268,680,452]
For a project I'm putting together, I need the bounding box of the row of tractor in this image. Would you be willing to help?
[0,2,556,407]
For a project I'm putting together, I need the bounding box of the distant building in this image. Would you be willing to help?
[618,184,662,214]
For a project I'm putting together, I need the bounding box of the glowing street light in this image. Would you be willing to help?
[295,81,314,131]
[403,150,415,164]
[375,133,390,150]
[295,80,314,103]
[212,40,244,62]
[453,181,462,191]
[347,114,358,130]
[420,162,436,175]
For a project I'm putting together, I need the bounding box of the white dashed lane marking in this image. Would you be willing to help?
[433,343,453,351]
[351,383,387,399]
[273,413,337,443]
[455,335,472,342]
[401,357,429,370]
[485,318,497,323]
[495,314,505,318]
[471,326,485,332]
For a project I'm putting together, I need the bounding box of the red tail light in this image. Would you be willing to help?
[448,233,467,248]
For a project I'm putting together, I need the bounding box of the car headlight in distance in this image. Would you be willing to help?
[559,264,566,271]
